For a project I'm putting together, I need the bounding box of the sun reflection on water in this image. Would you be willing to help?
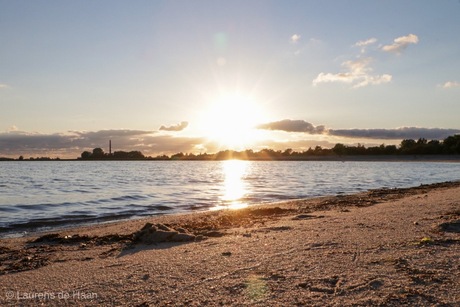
[212,160,250,210]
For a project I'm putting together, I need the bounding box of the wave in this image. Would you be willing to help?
[1,161,459,237]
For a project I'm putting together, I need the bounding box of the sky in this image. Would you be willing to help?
[1,0,459,158]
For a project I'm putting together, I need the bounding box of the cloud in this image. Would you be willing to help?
[257,119,326,134]
[0,83,9,89]
[290,34,301,43]
[2,124,459,159]
[354,38,377,53]
[159,121,189,132]
[313,57,392,88]
[0,129,207,159]
[441,81,460,89]
[70,129,154,148]
[382,34,419,53]
[355,38,378,47]
[257,119,460,140]
[329,127,460,140]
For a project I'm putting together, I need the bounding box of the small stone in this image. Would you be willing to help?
[142,274,150,281]
[176,227,188,233]
[147,230,178,243]
[170,233,195,242]
[204,231,225,237]
[222,251,232,256]
[141,223,154,231]
[156,224,173,231]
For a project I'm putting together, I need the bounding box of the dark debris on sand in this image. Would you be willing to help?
[297,181,460,212]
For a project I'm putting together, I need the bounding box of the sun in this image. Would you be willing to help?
[197,93,266,148]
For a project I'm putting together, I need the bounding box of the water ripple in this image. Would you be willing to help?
[0,160,459,237]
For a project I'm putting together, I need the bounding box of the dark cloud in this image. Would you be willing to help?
[159,121,188,132]
[257,119,460,140]
[257,119,326,134]
[2,124,459,159]
[69,129,154,148]
[0,129,205,158]
[0,131,74,150]
[329,127,460,140]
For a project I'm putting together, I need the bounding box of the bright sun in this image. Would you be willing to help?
[198,93,266,148]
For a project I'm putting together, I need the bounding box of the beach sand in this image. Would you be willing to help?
[1,181,459,306]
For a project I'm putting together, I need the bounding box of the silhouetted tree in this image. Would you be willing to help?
[92,148,105,158]
[81,151,92,159]
[417,138,427,145]
[332,143,347,155]
[443,135,460,154]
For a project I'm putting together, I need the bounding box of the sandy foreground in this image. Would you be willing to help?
[1,182,459,306]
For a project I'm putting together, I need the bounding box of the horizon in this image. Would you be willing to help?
[3,134,459,161]
[1,1,460,159]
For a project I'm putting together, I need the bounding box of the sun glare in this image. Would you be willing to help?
[198,94,266,149]
[212,160,249,210]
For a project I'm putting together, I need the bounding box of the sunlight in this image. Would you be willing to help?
[197,93,266,149]
[212,160,249,210]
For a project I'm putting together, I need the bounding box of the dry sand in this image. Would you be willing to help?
[1,181,459,306]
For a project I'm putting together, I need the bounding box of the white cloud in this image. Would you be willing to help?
[159,121,189,132]
[313,57,392,88]
[290,34,301,43]
[441,81,460,89]
[355,38,378,47]
[354,37,377,53]
[382,34,419,53]
[0,83,9,89]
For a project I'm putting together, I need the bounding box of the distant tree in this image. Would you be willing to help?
[400,139,417,154]
[81,151,92,160]
[127,151,144,160]
[171,152,185,160]
[401,139,416,149]
[417,138,427,145]
[282,148,293,156]
[18,155,24,161]
[332,143,346,155]
[92,148,105,158]
[384,145,398,155]
[443,135,460,154]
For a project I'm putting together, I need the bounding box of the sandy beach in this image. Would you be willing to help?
[1,181,459,306]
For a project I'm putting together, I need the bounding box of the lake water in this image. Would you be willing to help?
[1,160,460,237]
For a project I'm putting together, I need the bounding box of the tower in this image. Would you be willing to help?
[109,140,112,155]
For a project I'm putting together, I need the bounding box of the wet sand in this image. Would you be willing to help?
[1,181,459,306]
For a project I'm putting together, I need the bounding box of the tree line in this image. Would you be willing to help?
[77,135,460,161]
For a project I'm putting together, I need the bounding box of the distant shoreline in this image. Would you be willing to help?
[2,155,460,162]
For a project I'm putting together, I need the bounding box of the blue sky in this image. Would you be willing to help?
[1,0,459,158]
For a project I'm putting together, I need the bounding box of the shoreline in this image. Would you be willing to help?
[2,180,460,240]
[1,181,459,306]
[2,154,460,162]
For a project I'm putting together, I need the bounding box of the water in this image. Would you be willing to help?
[1,160,459,237]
